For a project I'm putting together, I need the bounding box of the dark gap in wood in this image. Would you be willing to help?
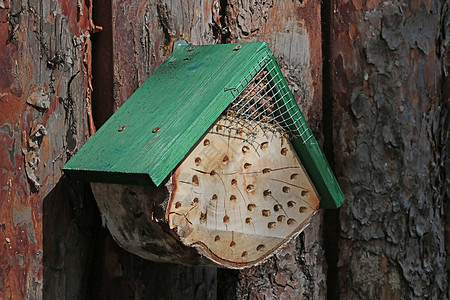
[219,0,230,43]
[442,77,450,300]
[86,0,113,298]
[321,1,340,299]
[85,202,108,300]
[43,177,103,298]
[91,0,114,128]
[217,268,238,300]
[156,3,172,46]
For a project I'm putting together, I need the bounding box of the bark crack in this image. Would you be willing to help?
[321,0,339,299]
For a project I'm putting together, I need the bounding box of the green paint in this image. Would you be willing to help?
[63,42,344,209]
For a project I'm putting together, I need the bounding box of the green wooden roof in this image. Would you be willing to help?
[63,42,344,209]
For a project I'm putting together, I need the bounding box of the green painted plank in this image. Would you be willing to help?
[291,138,345,209]
[64,42,271,186]
[264,52,344,209]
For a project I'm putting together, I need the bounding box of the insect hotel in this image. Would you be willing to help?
[63,42,344,269]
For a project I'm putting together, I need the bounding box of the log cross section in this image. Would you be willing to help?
[167,116,319,267]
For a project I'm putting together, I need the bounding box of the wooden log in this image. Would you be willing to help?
[0,0,92,298]
[91,115,319,268]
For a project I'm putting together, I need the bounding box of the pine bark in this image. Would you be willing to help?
[332,1,449,299]
[0,0,95,299]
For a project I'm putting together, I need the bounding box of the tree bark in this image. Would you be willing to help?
[332,0,449,299]
[0,0,95,299]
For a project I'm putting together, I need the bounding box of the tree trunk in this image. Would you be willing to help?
[88,1,327,299]
[223,2,327,298]
[332,0,449,299]
[87,2,218,299]
[0,0,95,299]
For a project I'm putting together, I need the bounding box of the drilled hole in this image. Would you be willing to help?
[263,189,272,197]
[247,204,256,212]
[230,195,237,202]
[287,201,296,208]
[204,139,210,147]
[301,190,309,197]
[241,251,248,258]
[216,125,223,132]
[214,235,220,242]
[230,241,236,248]
[236,129,243,136]
[282,186,290,193]
[262,168,271,174]
[277,215,286,222]
[268,222,276,229]
[193,198,199,204]
[245,217,252,224]
[192,175,199,186]
[287,218,296,225]
[281,148,288,156]
[262,210,271,217]
[223,215,230,223]
[290,173,299,180]
[244,163,252,169]
[175,202,181,208]
[152,127,160,133]
[260,142,269,150]
[299,206,308,213]
[118,125,126,132]
[212,194,218,200]
[222,155,229,165]
[256,244,265,251]
[200,212,207,224]
[231,179,237,187]
[246,184,255,192]
[210,170,216,176]
[195,157,201,166]
[274,204,282,212]
[242,145,250,154]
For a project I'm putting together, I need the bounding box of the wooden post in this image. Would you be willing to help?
[0,0,93,298]
[332,1,449,298]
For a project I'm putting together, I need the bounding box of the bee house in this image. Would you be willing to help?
[63,42,344,269]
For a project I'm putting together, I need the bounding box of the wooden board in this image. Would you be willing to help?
[167,116,319,267]
[64,42,271,186]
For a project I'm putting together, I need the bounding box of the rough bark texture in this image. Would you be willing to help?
[332,0,449,299]
[0,0,95,299]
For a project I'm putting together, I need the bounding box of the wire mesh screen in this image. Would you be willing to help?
[213,53,313,148]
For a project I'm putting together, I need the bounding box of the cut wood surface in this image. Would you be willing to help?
[91,116,318,268]
[169,116,319,267]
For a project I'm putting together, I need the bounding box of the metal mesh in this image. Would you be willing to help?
[213,53,313,148]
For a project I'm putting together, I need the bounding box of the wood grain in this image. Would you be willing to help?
[169,116,319,267]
